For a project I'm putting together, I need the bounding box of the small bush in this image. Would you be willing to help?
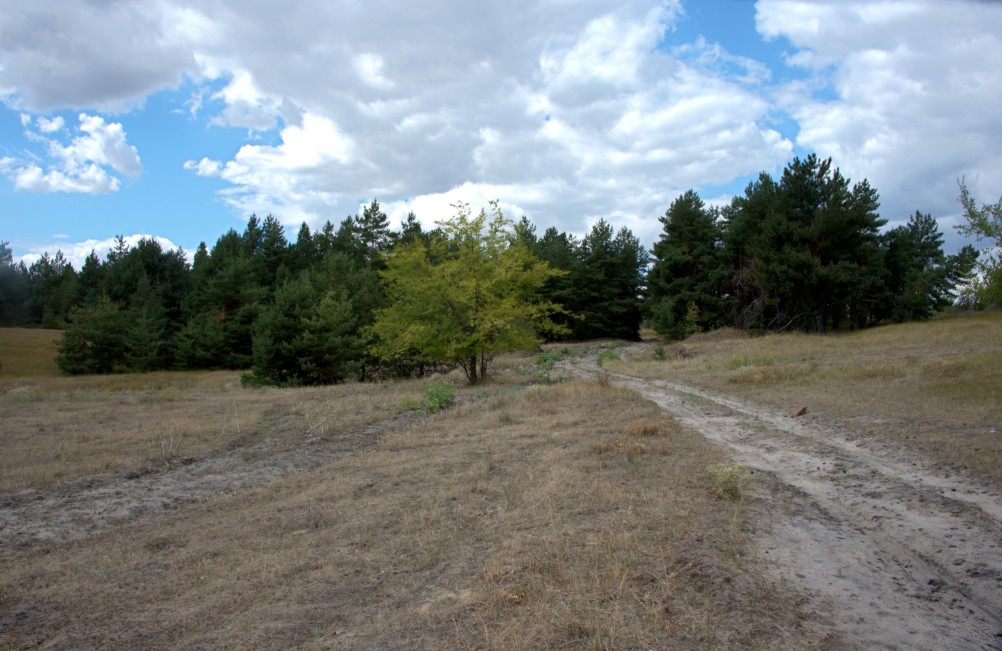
[423,381,456,413]
[597,349,621,366]
[706,462,751,501]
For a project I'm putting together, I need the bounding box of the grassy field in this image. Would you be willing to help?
[0,327,61,378]
[6,314,995,648]
[611,312,1002,484]
[0,330,833,650]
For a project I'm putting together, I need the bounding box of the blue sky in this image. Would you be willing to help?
[2,0,1001,268]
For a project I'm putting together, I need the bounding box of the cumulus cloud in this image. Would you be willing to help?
[2,113,142,194]
[757,0,1002,243]
[163,0,791,246]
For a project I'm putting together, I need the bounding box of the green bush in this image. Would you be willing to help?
[424,381,456,413]
[597,349,621,366]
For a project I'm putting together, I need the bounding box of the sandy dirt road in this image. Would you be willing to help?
[564,345,1002,650]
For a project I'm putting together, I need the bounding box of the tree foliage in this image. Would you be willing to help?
[956,178,1002,309]
[248,253,382,386]
[648,190,728,338]
[369,202,565,384]
[880,212,977,321]
[724,155,885,332]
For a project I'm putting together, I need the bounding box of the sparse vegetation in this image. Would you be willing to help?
[398,380,457,414]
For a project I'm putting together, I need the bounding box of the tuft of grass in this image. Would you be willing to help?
[706,462,751,501]
[398,380,457,414]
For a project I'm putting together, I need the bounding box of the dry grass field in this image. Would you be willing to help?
[5,314,995,648]
[0,332,833,650]
[611,313,1002,484]
[0,327,61,378]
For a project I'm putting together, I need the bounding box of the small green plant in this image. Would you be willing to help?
[652,345,667,361]
[398,394,423,412]
[706,462,751,501]
[532,347,574,374]
[597,349,621,366]
[423,381,456,413]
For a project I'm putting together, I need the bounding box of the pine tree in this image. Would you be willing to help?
[648,190,728,338]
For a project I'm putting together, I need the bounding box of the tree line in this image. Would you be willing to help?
[0,154,994,385]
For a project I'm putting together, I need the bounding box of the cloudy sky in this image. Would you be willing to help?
[2,0,1000,268]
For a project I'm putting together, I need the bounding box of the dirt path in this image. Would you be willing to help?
[563,346,1002,651]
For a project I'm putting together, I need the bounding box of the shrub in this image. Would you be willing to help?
[597,349,621,366]
[424,381,456,413]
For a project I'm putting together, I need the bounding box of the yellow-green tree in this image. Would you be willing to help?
[369,201,565,384]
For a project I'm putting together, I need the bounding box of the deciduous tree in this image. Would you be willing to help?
[369,202,565,384]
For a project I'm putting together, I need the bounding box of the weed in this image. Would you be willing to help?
[706,462,751,501]
[652,345,667,361]
[398,394,423,412]
[597,349,621,366]
[159,428,181,471]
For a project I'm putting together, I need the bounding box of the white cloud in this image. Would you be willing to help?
[155,0,790,247]
[2,113,142,194]
[183,157,222,177]
[36,115,64,133]
[354,53,393,90]
[757,0,1002,249]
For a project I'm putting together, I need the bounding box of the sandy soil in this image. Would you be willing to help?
[563,345,1002,651]
[2,352,1000,650]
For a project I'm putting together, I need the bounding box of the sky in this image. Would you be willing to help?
[2,0,1001,269]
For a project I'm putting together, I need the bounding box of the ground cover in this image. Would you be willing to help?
[0,341,831,649]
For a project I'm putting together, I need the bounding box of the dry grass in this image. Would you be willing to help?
[613,313,1002,484]
[0,327,61,378]
[0,370,439,493]
[0,374,831,649]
